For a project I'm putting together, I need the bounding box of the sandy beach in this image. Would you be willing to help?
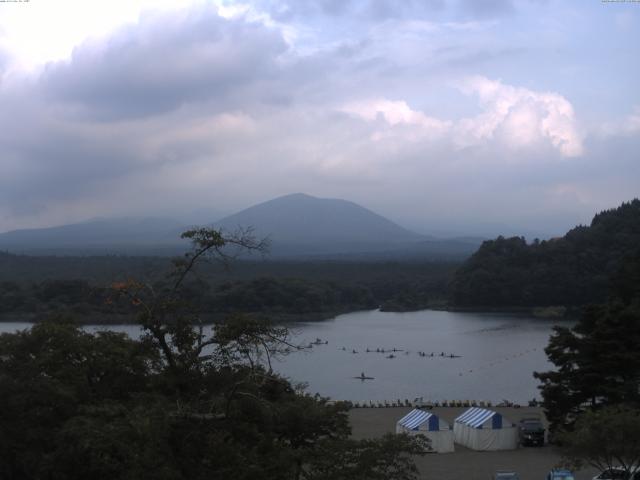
[349,406,598,480]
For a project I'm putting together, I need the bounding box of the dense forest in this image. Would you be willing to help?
[0,253,456,322]
[450,199,640,308]
[532,253,640,474]
[534,252,640,431]
[0,229,426,480]
[4,199,639,320]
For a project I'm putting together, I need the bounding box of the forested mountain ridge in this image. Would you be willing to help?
[450,199,640,308]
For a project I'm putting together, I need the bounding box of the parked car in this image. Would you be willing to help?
[546,469,575,480]
[494,471,520,480]
[518,417,545,446]
[592,467,640,480]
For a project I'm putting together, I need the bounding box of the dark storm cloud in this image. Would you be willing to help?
[0,107,143,211]
[40,6,288,120]
[0,4,332,226]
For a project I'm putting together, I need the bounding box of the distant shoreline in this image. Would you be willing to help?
[0,304,578,326]
[0,309,358,325]
[432,305,579,319]
[383,302,578,319]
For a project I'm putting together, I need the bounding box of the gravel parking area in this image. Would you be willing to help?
[348,406,598,480]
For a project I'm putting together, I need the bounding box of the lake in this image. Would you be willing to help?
[0,309,564,404]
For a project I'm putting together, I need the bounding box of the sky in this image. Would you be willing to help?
[0,0,638,237]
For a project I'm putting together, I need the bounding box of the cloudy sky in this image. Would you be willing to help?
[0,0,638,237]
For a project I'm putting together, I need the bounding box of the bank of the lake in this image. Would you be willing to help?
[0,309,360,325]
[0,301,582,326]
[0,309,566,404]
[435,304,581,319]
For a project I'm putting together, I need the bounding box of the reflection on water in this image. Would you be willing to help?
[274,309,565,404]
[0,309,567,403]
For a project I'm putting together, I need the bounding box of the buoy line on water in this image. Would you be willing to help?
[457,347,539,376]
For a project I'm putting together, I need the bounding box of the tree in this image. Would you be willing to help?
[450,199,640,308]
[558,406,640,476]
[0,319,157,480]
[303,434,429,480]
[0,227,426,480]
[534,254,640,432]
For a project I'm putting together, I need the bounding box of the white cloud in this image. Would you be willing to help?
[0,0,206,73]
[457,76,584,157]
[341,98,452,140]
[626,107,640,134]
[342,76,585,158]
[597,106,640,138]
[627,107,640,132]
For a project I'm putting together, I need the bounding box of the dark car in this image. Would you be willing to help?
[518,417,545,446]
[494,472,520,480]
[546,469,575,480]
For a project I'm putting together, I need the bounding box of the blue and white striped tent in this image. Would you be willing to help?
[453,407,517,451]
[455,407,505,429]
[396,409,454,453]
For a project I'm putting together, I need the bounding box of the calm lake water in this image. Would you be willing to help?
[0,309,565,404]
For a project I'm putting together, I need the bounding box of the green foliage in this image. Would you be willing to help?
[0,319,156,480]
[303,434,428,480]
[534,254,640,432]
[205,277,376,314]
[50,402,181,480]
[0,228,426,480]
[451,199,640,307]
[558,405,640,475]
[0,259,456,319]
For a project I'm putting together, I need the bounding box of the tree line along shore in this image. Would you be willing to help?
[2,200,638,323]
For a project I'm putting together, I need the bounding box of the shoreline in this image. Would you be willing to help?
[0,304,578,325]
[0,308,358,325]
[432,304,579,319]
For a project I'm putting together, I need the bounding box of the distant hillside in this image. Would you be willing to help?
[0,194,479,260]
[450,199,640,308]
[0,217,185,255]
[214,193,426,256]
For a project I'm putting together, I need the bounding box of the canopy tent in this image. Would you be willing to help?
[453,407,517,451]
[396,409,454,453]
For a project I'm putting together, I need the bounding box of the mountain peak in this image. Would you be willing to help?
[0,194,481,259]
[279,192,315,200]
[215,193,424,256]
[261,192,339,204]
